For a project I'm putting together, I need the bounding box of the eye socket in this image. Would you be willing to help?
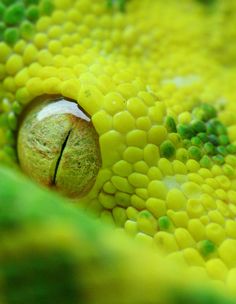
[17,96,101,199]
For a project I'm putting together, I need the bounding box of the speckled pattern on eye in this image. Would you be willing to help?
[1,0,236,301]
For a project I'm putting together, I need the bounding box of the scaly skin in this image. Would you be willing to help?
[1,0,236,303]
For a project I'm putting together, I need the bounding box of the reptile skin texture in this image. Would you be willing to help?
[1,0,236,303]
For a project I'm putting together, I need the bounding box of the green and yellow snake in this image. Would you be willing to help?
[1,0,236,303]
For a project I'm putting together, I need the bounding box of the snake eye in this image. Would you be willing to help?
[17,96,101,198]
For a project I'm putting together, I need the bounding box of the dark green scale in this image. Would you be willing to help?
[107,0,127,12]
[199,239,216,257]
[160,140,176,159]
[188,146,202,161]
[158,216,171,231]
[170,103,236,167]
[165,116,177,133]
[0,0,54,45]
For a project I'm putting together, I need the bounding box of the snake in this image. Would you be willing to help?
[1,0,236,303]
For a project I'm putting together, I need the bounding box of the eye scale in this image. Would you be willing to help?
[37,99,91,122]
[17,96,101,198]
